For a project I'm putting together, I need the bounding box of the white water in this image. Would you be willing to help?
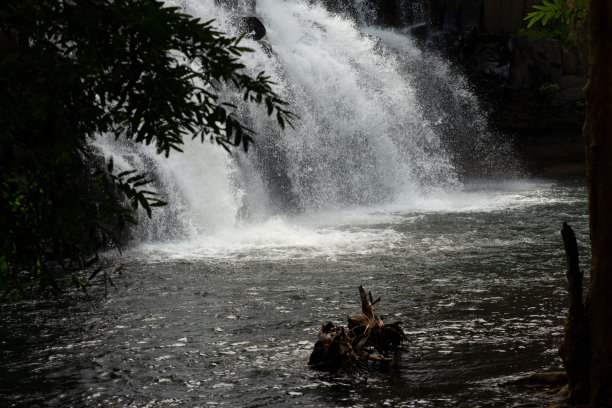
[93,0,520,251]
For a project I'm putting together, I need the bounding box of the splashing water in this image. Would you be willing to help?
[3,5,590,408]
[93,0,516,243]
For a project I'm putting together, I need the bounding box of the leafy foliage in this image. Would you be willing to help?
[0,0,295,300]
[523,0,586,28]
[517,25,569,44]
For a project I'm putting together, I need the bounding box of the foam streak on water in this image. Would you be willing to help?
[0,2,592,408]
[0,181,590,408]
[127,180,584,262]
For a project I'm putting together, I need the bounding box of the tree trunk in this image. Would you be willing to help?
[308,286,407,375]
[558,223,589,403]
[583,0,612,405]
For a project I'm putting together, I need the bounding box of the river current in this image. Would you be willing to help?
[0,0,591,406]
[0,179,589,407]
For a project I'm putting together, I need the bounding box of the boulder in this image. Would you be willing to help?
[237,16,266,40]
[562,48,579,76]
[561,44,588,77]
[409,23,428,43]
[442,3,459,32]
[509,35,563,89]
[556,86,584,105]
[427,0,558,35]
[559,75,586,90]
[317,0,355,16]
[376,0,403,28]
[482,0,530,34]
[427,0,482,33]
[401,0,427,25]
[214,0,264,40]
[459,0,482,32]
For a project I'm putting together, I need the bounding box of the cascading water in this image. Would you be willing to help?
[93,0,514,242]
[3,3,590,407]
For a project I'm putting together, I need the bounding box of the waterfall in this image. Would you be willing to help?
[93,0,515,242]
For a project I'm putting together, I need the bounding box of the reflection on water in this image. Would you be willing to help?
[0,181,589,407]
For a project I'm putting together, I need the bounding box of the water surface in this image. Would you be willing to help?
[0,180,590,407]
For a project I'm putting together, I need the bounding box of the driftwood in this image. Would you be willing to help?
[504,223,590,406]
[308,286,407,375]
[557,222,589,403]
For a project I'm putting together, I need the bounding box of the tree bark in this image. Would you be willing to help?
[583,0,612,405]
[308,286,407,375]
[558,223,589,403]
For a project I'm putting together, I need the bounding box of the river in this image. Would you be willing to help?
[0,0,591,406]
[0,179,589,407]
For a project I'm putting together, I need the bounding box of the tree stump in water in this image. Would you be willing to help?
[558,222,589,403]
[308,286,408,375]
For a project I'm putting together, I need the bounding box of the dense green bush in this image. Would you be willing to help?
[0,0,294,300]
[524,0,586,28]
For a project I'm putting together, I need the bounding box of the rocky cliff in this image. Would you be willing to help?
[224,0,586,176]
[319,0,587,175]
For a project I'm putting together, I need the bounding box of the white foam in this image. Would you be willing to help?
[127,180,581,261]
[132,215,404,261]
[93,1,566,256]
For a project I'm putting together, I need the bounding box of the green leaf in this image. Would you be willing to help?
[524,0,585,28]
[0,0,295,300]
[525,11,544,27]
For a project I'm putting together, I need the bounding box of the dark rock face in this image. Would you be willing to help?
[401,0,427,25]
[428,0,537,35]
[377,0,402,28]
[431,0,482,33]
[409,23,428,43]
[316,0,355,15]
[237,16,266,40]
[509,36,563,88]
[215,0,266,41]
[422,0,587,120]
[317,0,414,28]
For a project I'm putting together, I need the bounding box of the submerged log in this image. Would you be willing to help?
[308,286,408,375]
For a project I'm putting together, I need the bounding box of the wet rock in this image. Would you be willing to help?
[562,47,580,76]
[395,0,586,145]
[409,23,428,43]
[376,0,403,28]
[237,16,266,40]
[441,2,459,32]
[430,0,481,32]
[482,0,527,33]
[459,0,482,32]
[402,0,427,25]
[509,36,563,89]
[214,0,264,40]
[556,87,584,105]
[559,75,586,90]
[468,36,513,79]
[317,0,355,16]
